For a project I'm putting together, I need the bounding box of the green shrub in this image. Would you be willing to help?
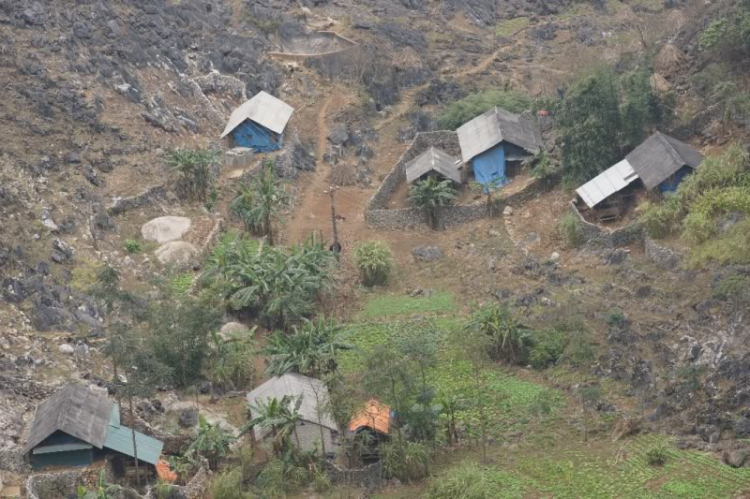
[124,239,142,254]
[354,241,393,287]
[312,466,331,493]
[605,310,626,326]
[559,211,584,248]
[436,90,532,130]
[713,274,750,303]
[465,305,533,364]
[169,272,194,298]
[255,458,308,498]
[645,444,669,466]
[381,440,430,483]
[209,468,252,499]
[636,196,684,239]
[528,329,566,369]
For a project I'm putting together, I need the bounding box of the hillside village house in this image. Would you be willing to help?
[220,91,294,153]
[348,399,392,461]
[24,383,163,479]
[247,373,341,457]
[575,131,704,222]
[456,107,542,188]
[405,147,464,185]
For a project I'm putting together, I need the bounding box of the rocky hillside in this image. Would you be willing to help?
[1,0,749,496]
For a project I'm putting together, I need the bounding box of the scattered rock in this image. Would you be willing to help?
[735,417,750,438]
[328,124,349,146]
[141,216,192,243]
[412,246,443,262]
[58,344,75,355]
[220,322,250,341]
[155,241,199,267]
[503,206,513,216]
[50,239,75,264]
[723,449,748,468]
[550,252,560,262]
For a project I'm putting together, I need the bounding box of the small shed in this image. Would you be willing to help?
[24,383,163,471]
[220,91,294,153]
[457,107,542,188]
[349,399,391,436]
[405,147,463,185]
[247,373,340,456]
[576,132,703,210]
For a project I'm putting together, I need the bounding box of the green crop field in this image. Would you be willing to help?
[331,294,750,499]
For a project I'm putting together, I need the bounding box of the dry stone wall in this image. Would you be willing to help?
[327,461,383,488]
[366,130,548,230]
[569,202,644,248]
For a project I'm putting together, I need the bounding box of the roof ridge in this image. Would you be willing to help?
[655,131,682,166]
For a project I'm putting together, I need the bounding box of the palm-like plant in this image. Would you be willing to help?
[226,240,332,330]
[165,148,220,202]
[206,330,257,399]
[465,305,533,364]
[188,415,236,470]
[354,241,393,287]
[243,395,303,458]
[264,317,351,377]
[408,176,457,230]
[230,161,290,244]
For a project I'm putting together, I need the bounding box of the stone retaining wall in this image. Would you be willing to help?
[645,237,686,269]
[365,129,549,230]
[569,202,644,248]
[107,185,166,216]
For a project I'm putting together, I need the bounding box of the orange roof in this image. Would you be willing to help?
[348,399,391,435]
[156,459,177,483]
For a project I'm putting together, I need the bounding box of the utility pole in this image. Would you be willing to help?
[327,186,341,255]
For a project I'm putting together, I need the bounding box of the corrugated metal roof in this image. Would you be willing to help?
[32,442,93,454]
[103,406,163,466]
[576,159,639,208]
[405,147,463,184]
[625,131,703,191]
[220,91,294,138]
[24,383,113,454]
[456,107,542,163]
[348,399,390,435]
[247,373,338,441]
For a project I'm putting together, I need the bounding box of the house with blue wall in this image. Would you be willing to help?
[576,131,703,222]
[220,91,294,153]
[24,383,163,476]
[456,107,542,189]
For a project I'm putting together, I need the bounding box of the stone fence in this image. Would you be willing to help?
[569,202,644,248]
[365,130,549,230]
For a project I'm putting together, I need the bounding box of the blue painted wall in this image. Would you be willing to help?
[472,144,509,188]
[658,165,692,192]
[231,119,283,153]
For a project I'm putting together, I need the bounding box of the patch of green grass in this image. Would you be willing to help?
[70,258,105,293]
[426,461,530,499]
[690,218,750,266]
[357,291,456,320]
[495,17,530,37]
[169,272,194,297]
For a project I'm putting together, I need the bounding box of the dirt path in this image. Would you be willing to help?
[285,91,346,243]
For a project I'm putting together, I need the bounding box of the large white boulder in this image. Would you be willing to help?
[141,216,192,243]
[155,241,199,267]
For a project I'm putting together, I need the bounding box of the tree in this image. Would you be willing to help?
[408,176,457,230]
[243,395,303,458]
[188,415,237,470]
[620,69,659,148]
[437,391,465,446]
[460,327,493,462]
[106,329,171,488]
[579,385,602,442]
[465,305,533,364]
[436,89,532,130]
[230,160,290,245]
[264,317,350,378]
[148,297,222,388]
[205,330,257,399]
[557,69,623,184]
[354,241,393,287]
[165,148,220,202]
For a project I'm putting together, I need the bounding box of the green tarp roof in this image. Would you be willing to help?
[104,406,163,466]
